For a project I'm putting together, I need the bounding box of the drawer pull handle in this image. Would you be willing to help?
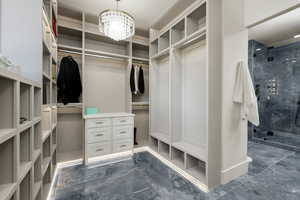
[120,120,127,123]
[96,134,104,137]
[96,122,104,124]
[119,131,127,134]
[120,145,127,148]
[96,148,103,152]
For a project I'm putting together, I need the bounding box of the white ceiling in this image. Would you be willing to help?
[249,7,300,47]
[58,0,195,35]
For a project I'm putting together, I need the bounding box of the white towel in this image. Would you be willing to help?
[233,61,259,126]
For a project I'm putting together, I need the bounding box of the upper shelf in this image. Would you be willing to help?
[150,1,207,58]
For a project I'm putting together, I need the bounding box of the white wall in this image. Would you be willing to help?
[1,0,42,82]
[244,0,300,27]
[221,0,249,184]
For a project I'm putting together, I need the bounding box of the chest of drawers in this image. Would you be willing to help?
[84,113,135,164]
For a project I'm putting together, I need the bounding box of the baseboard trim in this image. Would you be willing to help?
[221,157,252,184]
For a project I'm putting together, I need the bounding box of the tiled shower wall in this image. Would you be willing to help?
[248,40,300,146]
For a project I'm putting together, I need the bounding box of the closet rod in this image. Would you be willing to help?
[132,62,149,67]
[85,53,127,61]
[58,49,82,56]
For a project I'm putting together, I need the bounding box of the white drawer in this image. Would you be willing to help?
[113,117,133,126]
[87,127,111,143]
[113,140,133,153]
[87,118,111,128]
[88,142,111,157]
[113,126,133,140]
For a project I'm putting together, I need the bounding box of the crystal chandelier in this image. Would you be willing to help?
[99,0,135,41]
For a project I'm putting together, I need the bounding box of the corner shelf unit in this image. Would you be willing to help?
[149,0,222,190]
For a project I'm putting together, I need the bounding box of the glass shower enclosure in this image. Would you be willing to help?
[248,40,300,151]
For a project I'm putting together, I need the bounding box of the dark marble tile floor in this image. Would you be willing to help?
[51,142,299,200]
[252,130,300,152]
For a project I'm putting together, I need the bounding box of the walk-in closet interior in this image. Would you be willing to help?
[5,0,296,199]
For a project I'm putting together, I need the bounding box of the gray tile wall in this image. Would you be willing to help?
[248,40,300,147]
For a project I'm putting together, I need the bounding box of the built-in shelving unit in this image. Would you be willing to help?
[55,7,150,160]
[149,0,222,190]
[0,3,57,200]
[42,0,58,199]
[0,56,42,200]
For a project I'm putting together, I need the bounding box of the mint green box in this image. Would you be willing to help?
[85,107,99,115]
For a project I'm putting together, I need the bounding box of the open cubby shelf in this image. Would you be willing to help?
[186,3,206,37]
[42,164,51,200]
[51,107,57,128]
[43,137,51,163]
[158,141,170,159]
[52,151,57,176]
[34,123,42,153]
[0,76,15,131]
[132,43,149,59]
[34,87,42,118]
[186,154,206,182]
[171,19,185,45]
[172,141,207,162]
[42,108,51,134]
[43,47,51,77]
[8,192,17,200]
[20,171,31,200]
[150,39,158,57]
[171,147,185,169]
[34,156,42,199]
[0,137,16,200]
[42,78,50,105]
[20,129,31,168]
[34,188,42,200]
[52,63,57,82]
[52,85,57,104]
[150,136,158,152]
[158,31,170,52]
[52,129,57,146]
[20,83,31,125]
[58,26,82,49]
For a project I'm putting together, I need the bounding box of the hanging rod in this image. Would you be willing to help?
[132,61,149,66]
[85,53,127,61]
[58,49,82,56]
[58,49,128,61]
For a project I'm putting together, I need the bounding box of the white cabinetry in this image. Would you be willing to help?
[84,113,134,164]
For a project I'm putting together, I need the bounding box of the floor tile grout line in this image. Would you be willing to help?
[252,151,296,177]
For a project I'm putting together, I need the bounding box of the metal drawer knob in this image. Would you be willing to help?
[120,145,127,148]
[96,134,104,137]
[119,131,127,134]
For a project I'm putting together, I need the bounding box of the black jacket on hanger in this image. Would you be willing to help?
[130,65,135,93]
[57,56,82,105]
[138,67,145,94]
